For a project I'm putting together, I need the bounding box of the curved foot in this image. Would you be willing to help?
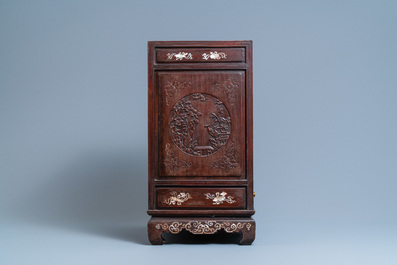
[239,222,256,245]
[147,218,164,245]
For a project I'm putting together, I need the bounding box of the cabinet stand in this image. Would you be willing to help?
[148,217,255,245]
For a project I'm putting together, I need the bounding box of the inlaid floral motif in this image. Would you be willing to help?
[155,221,251,234]
[163,191,192,205]
[202,51,227,60]
[204,192,236,205]
[167,52,193,60]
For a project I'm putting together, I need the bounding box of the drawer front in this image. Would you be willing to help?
[156,187,246,209]
[156,48,245,63]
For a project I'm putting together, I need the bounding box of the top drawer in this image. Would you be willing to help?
[156,47,245,63]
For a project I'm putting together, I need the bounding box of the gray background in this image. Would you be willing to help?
[1,0,396,264]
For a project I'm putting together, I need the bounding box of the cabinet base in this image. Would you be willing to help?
[147,217,255,245]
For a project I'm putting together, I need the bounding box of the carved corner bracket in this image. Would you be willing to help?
[210,142,238,172]
[164,143,192,172]
[164,79,191,106]
[212,79,239,105]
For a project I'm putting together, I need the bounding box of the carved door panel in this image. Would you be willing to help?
[157,71,245,178]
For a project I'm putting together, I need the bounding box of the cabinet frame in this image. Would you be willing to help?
[147,41,255,244]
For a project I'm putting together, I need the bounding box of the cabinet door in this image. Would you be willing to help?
[157,70,246,179]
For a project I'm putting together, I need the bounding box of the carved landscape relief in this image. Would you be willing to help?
[169,93,231,157]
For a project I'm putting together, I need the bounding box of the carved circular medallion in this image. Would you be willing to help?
[169,93,231,157]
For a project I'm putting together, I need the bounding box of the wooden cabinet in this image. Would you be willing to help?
[147,41,255,245]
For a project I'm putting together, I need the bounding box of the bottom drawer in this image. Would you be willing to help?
[156,187,246,209]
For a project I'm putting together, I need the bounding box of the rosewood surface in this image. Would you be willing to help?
[147,41,255,245]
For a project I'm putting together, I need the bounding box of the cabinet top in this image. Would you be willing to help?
[148,40,252,47]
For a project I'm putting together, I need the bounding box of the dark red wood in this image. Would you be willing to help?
[147,209,255,217]
[157,70,245,179]
[148,41,254,245]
